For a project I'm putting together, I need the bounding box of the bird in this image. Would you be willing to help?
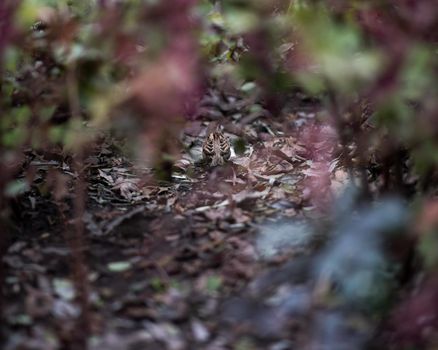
[202,128,231,166]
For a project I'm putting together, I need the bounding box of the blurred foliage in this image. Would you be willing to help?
[1,0,438,346]
[316,197,409,312]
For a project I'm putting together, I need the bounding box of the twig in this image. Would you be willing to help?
[325,84,370,196]
[66,62,91,349]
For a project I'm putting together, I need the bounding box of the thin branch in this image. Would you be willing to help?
[66,63,91,349]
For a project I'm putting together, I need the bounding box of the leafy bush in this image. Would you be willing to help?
[1,0,438,348]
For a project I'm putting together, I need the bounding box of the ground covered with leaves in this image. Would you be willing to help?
[2,1,438,350]
[4,86,361,349]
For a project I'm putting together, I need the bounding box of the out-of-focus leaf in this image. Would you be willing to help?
[256,220,314,260]
[372,99,413,138]
[40,106,57,121]
[9,314,33,326]
[315,198,408,310]
[5,179,29,197]
[4,48,20,72]
[48,125,67,143]
[208,8,224,27]
[412,141,438,176]
[2,128,27,147]
[199,32,222,58]
[16,0,40,27]
[107,261,132,272]
[233,138,246,156]
[150,277,166,292]
[206,275,222,293]
[1,107,31,133]
[419,232,438,268]
[401,46,434,100]
[240,81,256,92]
[63,120,97,151]
[14,106,31,124]
[53,279,75,301]
[223,10,258,34]
[292,6,382,93]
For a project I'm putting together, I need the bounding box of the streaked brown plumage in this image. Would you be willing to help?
[202,130,231,166]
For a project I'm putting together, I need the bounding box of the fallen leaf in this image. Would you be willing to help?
[107,261,132,272]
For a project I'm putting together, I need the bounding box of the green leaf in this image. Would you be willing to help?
[292,4,382,92]
[2,128,27,147]
[150,277,166,292]
[53,278,76,301]
[4,48,20,72]
[5,179,29,197]
[401,46,434,100]
[418,230,438,269]
[40,106,57,122]
[224,10,258,34]
[240,81,256,92]
[233,138,246,155]
[16,0,41,28]
[10,314,33,326]
[14,106,32,124]
[107,261,132,272]
[206,275,222,293]
[48,125,67,143]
